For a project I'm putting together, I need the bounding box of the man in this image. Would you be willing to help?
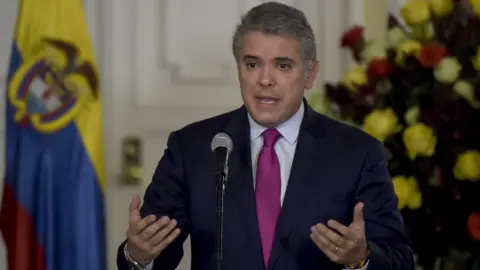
[117,2,414,270]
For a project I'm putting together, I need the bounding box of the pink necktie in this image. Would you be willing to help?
[255,128,282,267]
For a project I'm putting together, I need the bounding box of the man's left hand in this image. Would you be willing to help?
[310,202,369,265]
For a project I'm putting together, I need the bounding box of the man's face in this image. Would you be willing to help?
[237,31,318,127]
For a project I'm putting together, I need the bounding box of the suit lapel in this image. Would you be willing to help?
[267,104,331,270]
[224,107,264,270]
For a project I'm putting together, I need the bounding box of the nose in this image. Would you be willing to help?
[259,66,275,87]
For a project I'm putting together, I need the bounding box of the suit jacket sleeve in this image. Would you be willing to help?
[117,131,189,270]
[355,139,415,270]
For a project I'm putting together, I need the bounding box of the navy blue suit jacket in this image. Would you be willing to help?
[117,103,414,270]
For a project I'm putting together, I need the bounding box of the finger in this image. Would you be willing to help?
[129,193,141,213]
[310,229,336,253]
[129,193,142,222]
[310,229,340,261]
[128,214,157,235]
[327,219,357,244]
[148,219,178,246]
[327,219,349,237]
[150,227,182,255]
[140,216,172,241]
[313,223,343,246]
[353,202,364,223]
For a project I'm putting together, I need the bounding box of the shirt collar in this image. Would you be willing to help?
[248,102,304,145]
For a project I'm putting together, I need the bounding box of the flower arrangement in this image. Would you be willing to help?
[310,0,480,269]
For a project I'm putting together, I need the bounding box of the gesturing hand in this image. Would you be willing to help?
[310,202,368,265]
[126,194,181,265]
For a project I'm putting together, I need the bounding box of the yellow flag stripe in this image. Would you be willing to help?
[14,0,105,190]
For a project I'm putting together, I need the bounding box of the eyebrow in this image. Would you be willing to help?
[275,57,295,63]
[243,54,260,61]
[242,54,296,63]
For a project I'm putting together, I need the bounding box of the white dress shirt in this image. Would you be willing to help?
[248,102,304,204]
[132,103,368,270]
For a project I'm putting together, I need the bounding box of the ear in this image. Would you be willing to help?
[305,60,319,90]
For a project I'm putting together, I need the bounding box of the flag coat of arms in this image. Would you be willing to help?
[0,0,106,269]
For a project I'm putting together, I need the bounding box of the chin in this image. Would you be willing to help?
[245,100,287,127]
[250,113,282,127]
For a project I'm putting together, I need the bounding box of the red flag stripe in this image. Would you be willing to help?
[0,184,46,270]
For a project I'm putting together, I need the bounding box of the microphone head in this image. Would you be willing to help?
[211,132,233,153]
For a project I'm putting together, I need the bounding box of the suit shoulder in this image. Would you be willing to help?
[181,108,239,131]
[168,107,242,142]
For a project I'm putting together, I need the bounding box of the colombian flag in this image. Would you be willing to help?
[0,0,106,269]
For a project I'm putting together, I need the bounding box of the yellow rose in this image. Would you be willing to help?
[470,0,480,16]
[393,176,422,210]
[396,40,422,65]
[454,80,474,101]
[403,123,437,159]
[386,27,408,48]
[411,23,434,41]
[453,80,480,108]
[361,41,387,63]
[401,0,431,25]
[307,91,327,114]
[362,108,400,142]
[341,66,368,92]
[408,192,422,210]
[404,106,420,125]
[428,0,454,17]
[454,150,480,181]
[472,47,480,71]
[433,57,461,83]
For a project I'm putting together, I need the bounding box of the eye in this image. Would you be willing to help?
[278,63,291,70]
[246,62,258,69]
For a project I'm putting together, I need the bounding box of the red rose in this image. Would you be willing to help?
[467,212,480,240]
[367,58,394,80]
[341,25,364,50]
[417,43,447,68]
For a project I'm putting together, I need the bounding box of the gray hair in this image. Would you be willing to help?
[232,2,317,67]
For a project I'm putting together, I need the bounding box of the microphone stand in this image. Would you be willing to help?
[214,163,228,270]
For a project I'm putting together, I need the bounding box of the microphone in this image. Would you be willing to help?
[210,132,233,270]
[211,132,233,177]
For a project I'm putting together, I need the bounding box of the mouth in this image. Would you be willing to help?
[255,96,281,105]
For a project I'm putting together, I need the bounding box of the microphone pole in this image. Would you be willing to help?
[214,161,227,270]
[211,132,232,270]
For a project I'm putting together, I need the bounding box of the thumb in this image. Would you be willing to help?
[353,202,364,224]
[129,193,141,222]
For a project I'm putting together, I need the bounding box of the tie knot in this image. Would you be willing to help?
[262,129,281,147]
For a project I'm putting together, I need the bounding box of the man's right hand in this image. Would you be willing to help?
[126,193,181,265]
